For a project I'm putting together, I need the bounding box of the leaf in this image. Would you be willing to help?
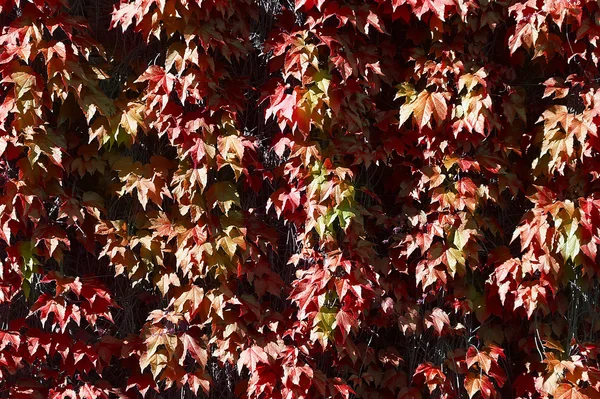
[331,377,355,399]
[41,271,82,296]
[140,349,168,379]
[206,181,240,216]
[126,374,157,397]
[314,305,338,342]
[553,384,588,399]
[335,309,356,339]
[172,285,204,317]
[414,362,446,393]
[23,127,66,169]
[465,373,494,399]
[3,68,42,99]
[446,247,465,277]
[78,383,108,399]
[410,0,456,21]
[560,221,581,262]
[466,346,492,373]
[119,101,146,138]
[186,371,211,395]
[424,308,450,336]
[509,21,538,55]
[180,333,208,367]
[155,272,180,296]
[144,327,177,360]
[400,90,447,129]
[237,346,269,372]
[135,66,175,94]
[0,330,20,351]
[218,134,245,161]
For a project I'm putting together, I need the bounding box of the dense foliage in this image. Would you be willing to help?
[1,0,600,397]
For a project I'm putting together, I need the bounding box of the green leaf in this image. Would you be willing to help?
[315,306,338,341]
[446,247,465,277]
[561,222,581,263]
[19,241,40,299]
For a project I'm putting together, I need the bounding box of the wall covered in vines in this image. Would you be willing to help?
[1,0,600,398]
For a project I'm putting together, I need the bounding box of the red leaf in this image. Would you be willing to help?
[127,373,158,396]
[0,330,20,350]
[335,309,356,339]
[465,373,494,399]
[425,308,450,336]
[186,371,211,395]
[180,333,208,368]
[237,345,269,372]
[330,377,355,399]
[466,346,493,373]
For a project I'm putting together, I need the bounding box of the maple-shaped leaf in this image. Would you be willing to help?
[484,343,506,362]
[185,370,211,396]
[144,325,178,360]
[355,6,387,35]
[205,181,240,216]
[41,271,82,296]
[541,352,578,395]
[117,101,147,139]
[110,0,150,32]
[295,0,326,11]
[33,225,70,260]
[424,308,450,336]
[0,330,20,350]
[237,345,269,372]
[78,383,108,399]
[466,346,492,373]
[180,333,208,367]
[135,66,175,94]
[414,362,446,393]
[140,348,169,379]
[171,285,204,318]
[23,127,66,169]
[330,377,356,399]
[335,309,356,340]
[126,373,158,397]
[409,0,456,21]
[267,186,302,218]
[553,384,588,399]
[542,78,569,99]
[155,272,180,296]
[509,21,535,55]
[399,90,448,129]
[29,294,79,332]
[465,373,494,399]
[2,67,43,100]
[80,281,119,310]
[150,212,178,241]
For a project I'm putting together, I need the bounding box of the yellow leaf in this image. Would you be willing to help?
[140,349,168,379]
